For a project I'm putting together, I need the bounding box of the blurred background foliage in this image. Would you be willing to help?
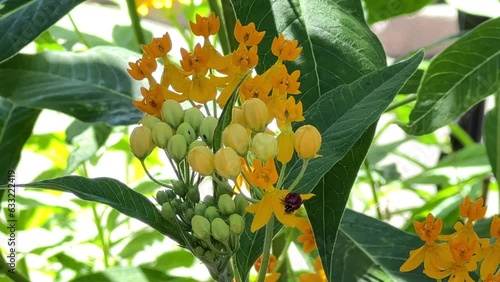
[0,0,499,281]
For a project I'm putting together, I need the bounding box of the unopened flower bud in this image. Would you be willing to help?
[169,199,180,214]
[191,215,211,240]
[222,123,249,155]
[130,126,155,160]
[161,202,176,222]
[203,195,216,206]
[141,115,161,130]
[199,116,218,146]
[229,214,245,235]
[161,99,184,129]
[204,206,220,222]
[189,140,207,151]
[204,250,215,262]
[211,218,230,243]
[172,180,188,197]
[234,194,248,215]
[184,208,195,222]
[242,98,268,132]
[277,131,295,164]
[214,147,242,179]
[218,194,235,215]
[194,246,205,257]
[216,181,233,196]
[195,203,208,215]
[188,146,215,176]
[152,122,173,149]
[177,122,197,144]
[167,134,188,163]
[231,107,246,126]
[156,189,172,205]
[184,107,205,134]
[187,187,200,203]
[295,125,322,159]
[252,133,278,162]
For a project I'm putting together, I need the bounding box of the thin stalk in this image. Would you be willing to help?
[288,159,309,191]
[496,90,500,209]
[257,216,274,282]
[0,254,30,282]
[204,103,212,117]
[140,161,174,188]
[164,150,183,180]
[208,0,231,55]
[92,204,110,268]
[68,13,91,48]
[384,94,416,113]
[276,163,287,189]
[449,123,475,147]
[363,161,383,220]
[273,228,294,271]
[125,0,146,49]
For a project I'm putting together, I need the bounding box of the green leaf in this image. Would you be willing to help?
[15,176,184,245]
[285,51,424,195]
[0,0,85,63]
[0,46,144,125]
[485,107,499,180]
[334,209,433,282]
[362,0,434,24]
[400,17,500,135]
[65,121,112,174]
[141,249,196,271]
[0,98,40,185]
[118,230,163,259]
[69,266,198,282]
[112,25,153,52]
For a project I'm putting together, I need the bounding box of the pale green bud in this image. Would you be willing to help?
[218,194,235,216]
[203,195,216,206]
[187,188,200,203]
[167,134,188,163]
[130,126,155,160]
[234,194,248,216]
[141,115,161,130]
[229,214,245,235]
[191,215,211,240]
[184,208,195,222]
[194,203,208,215]
[161,99,184,129]
[194,246,205,257]
[204,206,220,222]
[152,122,173,149]
[155,189,171,205]
[222,123,249,155]
[204,250,215,262]
[214,147,242,179]
[177,122,197,144]
[211,218,230,243]
[184,107,205,134]
[252,133,278,162]
[216,181,233,197]
[188,140,207,151]
[169,199,180,214]
[199,116,218,147]
[161,202,176,222]
[172,180,188,197]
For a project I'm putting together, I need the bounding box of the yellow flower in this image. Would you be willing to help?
[187,146,215,176]
[294,125,322,159]
[275,96,304,131]
[277,131,294,164]
[245,158,278,191]
[485,273,500,282]
[234,20,265,46]
[222,123,250,155]
[299,257,327,282]
[480,215,500,279]
[214,147,242,179]
[271,34,302,62]
[460,195,487,222]
[242,98,269,132]
[245,188,314,232]
[136,0,174,16]
[296,217,317,253]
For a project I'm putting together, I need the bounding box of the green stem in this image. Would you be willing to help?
[363,160,383,220]
[0,253,30,282]
[164,150,183,180]
[384,94,416,113]
[496,90,500,209]
[287,159,309,191]
[68,13,91,48]
[208,0,231,55]
[125,0,146,50]
[140,160,173,188]
[92,204,110,268]
[449,123,475,147]
[257,216,274,282]
[276,163,287,189]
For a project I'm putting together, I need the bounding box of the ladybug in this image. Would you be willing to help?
[282,192,303,214]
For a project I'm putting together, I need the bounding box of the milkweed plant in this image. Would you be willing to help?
[1,0,499,281]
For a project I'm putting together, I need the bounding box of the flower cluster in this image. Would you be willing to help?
[400,196,500,281]
[127,12,322,280]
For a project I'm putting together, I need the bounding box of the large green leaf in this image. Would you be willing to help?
[485,107,499,180]
[334,209,433,282]
[362,0,434,25]
[14,176,184,245]
[0,0,85,63]
[401,17,500,135]
[0,98,40,185]
[0,46,144,125]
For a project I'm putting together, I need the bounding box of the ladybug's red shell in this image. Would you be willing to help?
[283,192,303,214]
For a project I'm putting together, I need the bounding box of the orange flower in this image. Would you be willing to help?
[296,217,317,253]
[271,34,302,61]
[127,53,158,81]
[479,215,500,279]
[239,75,272,102]
[271,65,301,95]
[246,188,314,232]
[144,32,172,58]
[132,86,164,117]
[275,96,304,131]
[254,254,277,273]
[415,213,443,245]
[460,196,487,222]
[485,273,500,282]
[232,44,259,72]
[180,44,209,74]
[299,257,327,282]
[190,12,220,38]
[245,158,278,191]
[234,20,265,46]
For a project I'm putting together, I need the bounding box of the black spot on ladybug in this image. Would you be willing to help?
[282,192,303,214]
